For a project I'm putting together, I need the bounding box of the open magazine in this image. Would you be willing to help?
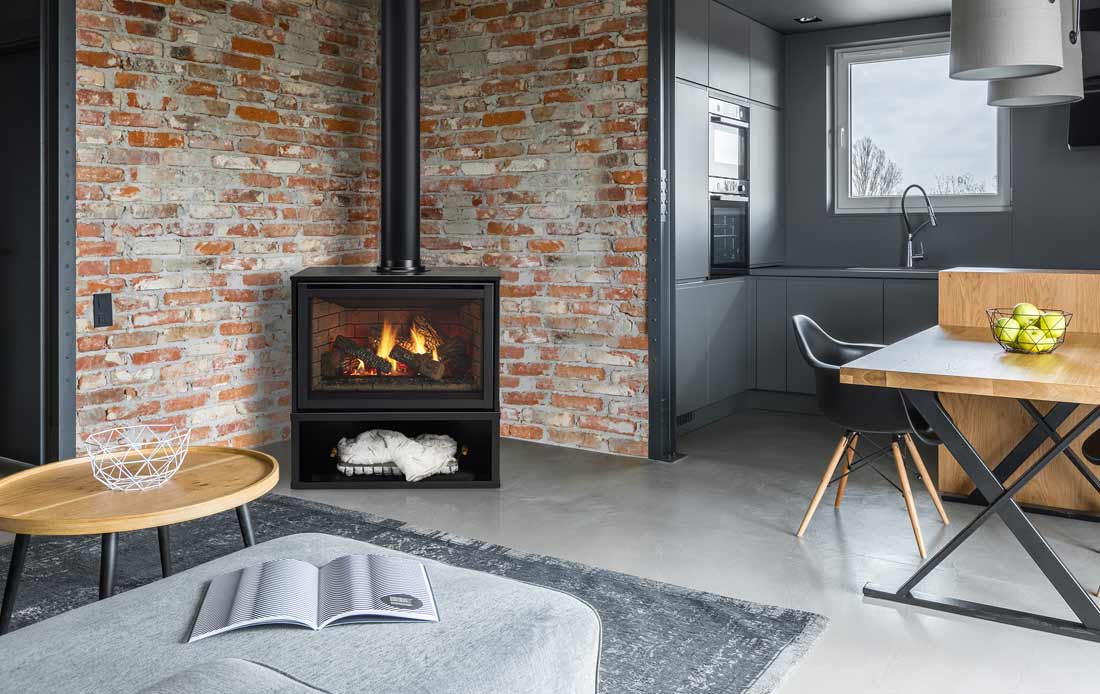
[189,554,439,643]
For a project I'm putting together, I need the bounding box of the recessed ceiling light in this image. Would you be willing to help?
[795,16,822,24]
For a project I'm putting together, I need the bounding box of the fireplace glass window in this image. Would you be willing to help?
[310,292,484,396]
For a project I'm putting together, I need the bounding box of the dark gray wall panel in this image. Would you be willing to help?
[1010,106,1100,268]
[884,279,938,343]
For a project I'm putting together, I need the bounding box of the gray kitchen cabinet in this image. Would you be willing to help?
[677,277,753,416]
[884,279,939,343]
[705,277,750,401]
[674,79,711,281]
[754,277,786,391]
[674,0,709,85]
[785,278,884,394]
[708,1,751,98]
[676,282,708,415]
[749,20,783,108]
[748,104,783,267]
[745,277,757,390]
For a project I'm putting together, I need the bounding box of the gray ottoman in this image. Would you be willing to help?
[0,533,602,694]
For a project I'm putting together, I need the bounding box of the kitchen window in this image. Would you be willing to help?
[833,36,1011,214]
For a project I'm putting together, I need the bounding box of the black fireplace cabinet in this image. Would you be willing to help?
[290,267,501,489]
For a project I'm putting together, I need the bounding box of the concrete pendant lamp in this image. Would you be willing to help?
[989,0,1084,106]
[950,0,1065,80]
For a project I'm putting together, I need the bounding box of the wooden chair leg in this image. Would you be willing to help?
[834,433,858,508]
[903,434,950,525]
[892,439,927,559]
[797,433,852,538]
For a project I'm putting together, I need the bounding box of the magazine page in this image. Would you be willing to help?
[318,554,439,628]
[189,559,320,642]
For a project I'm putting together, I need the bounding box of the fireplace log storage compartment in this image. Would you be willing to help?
[292,268,500,488]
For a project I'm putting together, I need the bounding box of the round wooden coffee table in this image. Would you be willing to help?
[0,446,278,633]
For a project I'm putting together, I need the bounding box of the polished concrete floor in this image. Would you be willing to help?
[271,410,1100,693]
[5,411,1099,691]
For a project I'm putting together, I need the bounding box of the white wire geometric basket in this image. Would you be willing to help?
[84,425,192,491]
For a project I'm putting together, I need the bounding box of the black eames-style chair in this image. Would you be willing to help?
[1084,431,1100,467]
[791,315,949,558]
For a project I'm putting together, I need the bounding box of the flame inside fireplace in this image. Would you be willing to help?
[337,319,445,378]
[376,320,399,371]
[409,322,441,362]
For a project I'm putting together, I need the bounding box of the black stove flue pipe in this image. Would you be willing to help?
[378,0,424,274]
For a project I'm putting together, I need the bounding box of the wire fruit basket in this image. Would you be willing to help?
[84,424,192,491]
[986,308,1072,354]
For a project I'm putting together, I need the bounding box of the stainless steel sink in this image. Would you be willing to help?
[845,266,940,272]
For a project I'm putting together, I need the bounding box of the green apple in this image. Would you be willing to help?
[993,316,1022,345]
[1034,334,1058,353]
[1037,311,1067,339]
[1012,302,1041,327]
[1016,325,1053,353]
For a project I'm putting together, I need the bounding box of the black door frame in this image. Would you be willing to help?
[646,0,680,461]
[44,0,77,463]
[6,0,77,467]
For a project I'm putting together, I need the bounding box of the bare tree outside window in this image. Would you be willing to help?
[932,173,990,195]
[849,137,903,197]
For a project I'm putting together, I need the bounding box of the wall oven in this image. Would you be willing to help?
[709,98,749,274]
[710,181,749,273]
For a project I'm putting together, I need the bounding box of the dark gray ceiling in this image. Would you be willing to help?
[714,0,950,34]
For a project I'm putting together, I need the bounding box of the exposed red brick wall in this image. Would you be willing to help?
[74,0,649,458]
[420,0,650,456]
[74,0,380,448]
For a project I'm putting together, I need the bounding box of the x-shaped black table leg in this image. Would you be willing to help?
[961,401,1100,505]
[864,389,1100,642]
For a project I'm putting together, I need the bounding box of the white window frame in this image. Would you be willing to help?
[832,36,1012,215]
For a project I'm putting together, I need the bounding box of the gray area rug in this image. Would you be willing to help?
[1,494,826,693]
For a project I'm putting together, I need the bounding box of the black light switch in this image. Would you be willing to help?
[93,293,113,328]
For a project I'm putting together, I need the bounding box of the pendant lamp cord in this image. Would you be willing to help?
[1069,0,1080,45]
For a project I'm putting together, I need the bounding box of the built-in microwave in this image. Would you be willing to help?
[708,98,749,274]
[709,98,748,182]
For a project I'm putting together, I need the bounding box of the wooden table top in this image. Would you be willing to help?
[0,446,279,536]
[840,325,1100,405]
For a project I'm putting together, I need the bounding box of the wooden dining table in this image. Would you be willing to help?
[841,324,1100,642]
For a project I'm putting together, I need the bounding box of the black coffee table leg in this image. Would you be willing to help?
[100,533,117,600]
[236,504,255,547]
[157,526,172,578]
[0,534,30,634]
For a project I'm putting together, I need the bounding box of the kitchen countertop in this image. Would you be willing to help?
[749,265,940,280]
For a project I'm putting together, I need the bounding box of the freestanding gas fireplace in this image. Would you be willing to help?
[290,0,500,488]
[291,268,500,488]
